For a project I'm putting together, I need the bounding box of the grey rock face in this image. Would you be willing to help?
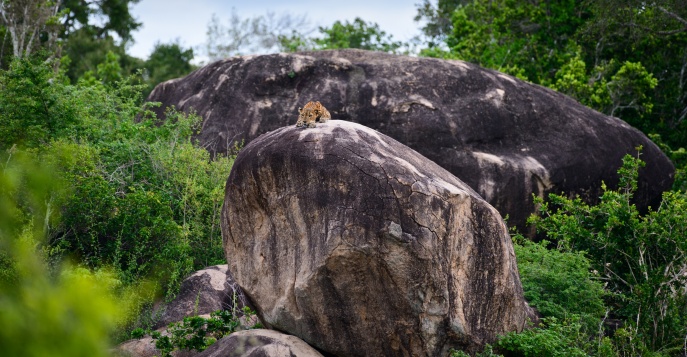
[197,329,324,357]
[221,120,535,356]
[153,265,249,329]
[148,49,674,230]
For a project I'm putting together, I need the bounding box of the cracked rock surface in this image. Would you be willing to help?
[148,49,673,231]
[221,120,534,356]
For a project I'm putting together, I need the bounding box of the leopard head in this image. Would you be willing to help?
[298,107,316,123]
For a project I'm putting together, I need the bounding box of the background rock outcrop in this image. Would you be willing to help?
[148,49,674,230]
[152,265,249,329]
[221,120,534,356]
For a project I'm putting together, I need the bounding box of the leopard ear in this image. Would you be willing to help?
[298,107,302,113]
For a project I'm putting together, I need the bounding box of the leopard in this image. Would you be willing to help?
[295,101,331,128]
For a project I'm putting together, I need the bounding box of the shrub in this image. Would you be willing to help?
[0,151,135,357]
[0,58,78,149]
[151,306,262,357]
[513,238,606,332]
[496,317,598,357]
[0,58,237,299]
[529,150,687,353]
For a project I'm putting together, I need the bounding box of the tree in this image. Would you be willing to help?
[315,17,403,53]
[203,10,408,61]
[417,0,687,149]
[57,0,141,81]
[0,0,62,58]
[577,0,687,147]
[59,0,140,41]
[205,8,313,62]
[60,27,142,81]
[0,150,132,357]
[414,0,466,46]
[0,56,78,149]
[435,0,588,83]
[142,40,195,97]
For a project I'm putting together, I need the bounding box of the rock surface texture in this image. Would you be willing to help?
[152,265,250,329]
[148,49,674,230]
[197,329,324,357]
[221,120,534,356]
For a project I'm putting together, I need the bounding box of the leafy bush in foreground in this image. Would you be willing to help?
[0,57,236,299]
[0,151,138,357]
[529,151,687,355]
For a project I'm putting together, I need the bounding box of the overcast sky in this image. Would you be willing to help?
[128,0,423,64]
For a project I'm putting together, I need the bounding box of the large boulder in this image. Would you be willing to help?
[197,329,324,357]
[148,49,674,230]
[221,120,535,356]
[151,265,251,329]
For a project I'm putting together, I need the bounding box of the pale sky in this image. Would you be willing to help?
[128,0,423,64]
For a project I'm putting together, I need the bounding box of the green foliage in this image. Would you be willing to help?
[0,58,236,299]
[437,0,587,83]
[150,306,262,357]
[496,318,598,357]
[316,17,404,53]
[576,1,687,147]
[414,0,467,46]
[0,149,140,357]
[77,49,125,86]
[0,57,78,149]
[529,151,687,352]
[0,25,11,69]
[513,238,606,332]
[52,103,235,293]
[59,0,141,42]
[59,27,144,84]
[649,134,687,191]
[550,53,612,110]
[142,40,195,97]
[421,0,687,148]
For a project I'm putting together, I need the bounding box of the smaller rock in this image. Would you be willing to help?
[153,265,250,329]
[113,328,196,357]
[196,329,324,357]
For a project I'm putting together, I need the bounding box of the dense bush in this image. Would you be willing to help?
[454,152,686,356]
[513,239,606,333]
[529,152,687,353]
[0,58,235,299]
[150,306,262,357]
[0,151,140,357]
[0,57,78,148]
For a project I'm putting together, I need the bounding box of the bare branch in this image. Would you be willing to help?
[658,6,687,27]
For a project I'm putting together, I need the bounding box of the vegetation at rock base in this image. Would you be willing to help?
[454,152,687,356]
[148,305,262,357]
[1,0,687,356]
